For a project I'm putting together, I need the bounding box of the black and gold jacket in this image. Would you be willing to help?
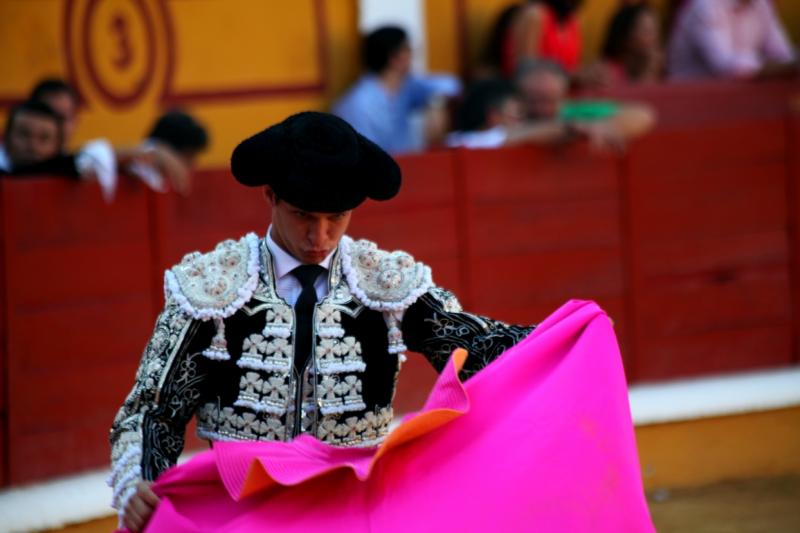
[109,233,533,511]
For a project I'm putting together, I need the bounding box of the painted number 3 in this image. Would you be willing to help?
[111,12,133,70]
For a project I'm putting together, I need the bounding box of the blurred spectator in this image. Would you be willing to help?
[446,78,574,148]
[483,4,524,77]
[516,59,570,120]
[601,2,664,84]
[127,110,209,195]
[514,59,656,151]
[490,0,609,87]
[148,110,208,167]
[29,78,79,149]
[1,99,121,197]
[0,99,69,173]
[667,0,797,80]
[333,25,461,153]
[1,100,199,201]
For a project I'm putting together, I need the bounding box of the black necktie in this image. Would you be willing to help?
[290,264,325,374]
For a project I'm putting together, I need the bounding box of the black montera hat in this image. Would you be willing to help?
[231,111,401,212]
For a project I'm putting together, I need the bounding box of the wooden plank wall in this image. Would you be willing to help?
[1,81,798,485]
[0,179,155,483]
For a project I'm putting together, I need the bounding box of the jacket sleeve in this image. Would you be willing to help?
[401,287,535,380]
[108,294,211,514]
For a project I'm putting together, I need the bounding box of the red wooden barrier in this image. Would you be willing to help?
[0,178,155,484]
[626,118,794,380]
[789,106,800,365]
[0,180,7,486]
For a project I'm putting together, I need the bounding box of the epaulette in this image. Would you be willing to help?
[339,236,433,313]
[339,236,433,358]
[164,232,261,360]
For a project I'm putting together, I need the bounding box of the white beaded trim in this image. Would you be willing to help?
[345,436,386,448]
[318,325,346,338]
[339,236,433,312]
[195,427,240,442]
[319,401,368,416]
[262,325,292,338]
[111,465,142,506]
[202,347,232,361]
[164,233,261,321]
[107,444,139,487]
[108,442,142,515]
[232,398,288,416]
[237,358,290,373]
[318,362,367,373]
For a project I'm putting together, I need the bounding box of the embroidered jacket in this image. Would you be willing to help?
[109,233,533,512]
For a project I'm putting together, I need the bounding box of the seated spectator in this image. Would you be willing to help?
[493,0,608,88]
[126,110,209,195]
[515,59,656,151]
[333,25,461,153]
[1,100,195,201]
[0,100,70,174]
[601,2,664,84]
[29,78,79,149]
[446,79,575,148]
[501,0,583,75]
[667,0,797,80]
[482,4,525,78]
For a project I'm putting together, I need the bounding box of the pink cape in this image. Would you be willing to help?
[138,300,654,532]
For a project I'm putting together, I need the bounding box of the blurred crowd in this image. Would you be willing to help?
[0,79,208,201]
[1,0,797,198]
[334,0,798,153]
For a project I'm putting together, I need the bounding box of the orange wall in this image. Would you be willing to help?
[636,407,800,490]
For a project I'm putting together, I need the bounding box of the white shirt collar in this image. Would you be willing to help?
[265,226,336,279]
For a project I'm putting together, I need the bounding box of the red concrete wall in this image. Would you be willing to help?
[1,80,798,485]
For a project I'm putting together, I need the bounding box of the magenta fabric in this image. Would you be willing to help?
[139,300,654,532]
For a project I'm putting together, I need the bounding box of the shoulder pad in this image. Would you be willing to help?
[340,236,433,312]
[165,233,261,320]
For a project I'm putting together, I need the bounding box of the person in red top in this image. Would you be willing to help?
[600,2,664,85]
[501,0,583,77]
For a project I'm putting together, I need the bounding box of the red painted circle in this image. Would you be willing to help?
[81,0,157,108]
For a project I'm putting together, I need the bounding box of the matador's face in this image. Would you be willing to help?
[265,186,352,265]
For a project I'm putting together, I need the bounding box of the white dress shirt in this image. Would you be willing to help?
[265,228,336,306]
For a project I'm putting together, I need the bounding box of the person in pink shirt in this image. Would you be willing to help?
[667,0,797,80]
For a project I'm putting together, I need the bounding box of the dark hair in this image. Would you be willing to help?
[4,99,64,145]
[29,78,78,105]
[602,3,652,60]
[484,4,521,70]
[535,0,583,23]
[363,26,408,73]
[148,110,209,153]
[455,79,517,132]
[514,58,568,84]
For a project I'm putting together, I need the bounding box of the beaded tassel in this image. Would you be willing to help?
[202,317,231,360]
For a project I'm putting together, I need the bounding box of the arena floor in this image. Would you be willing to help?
[648,475,800,533]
